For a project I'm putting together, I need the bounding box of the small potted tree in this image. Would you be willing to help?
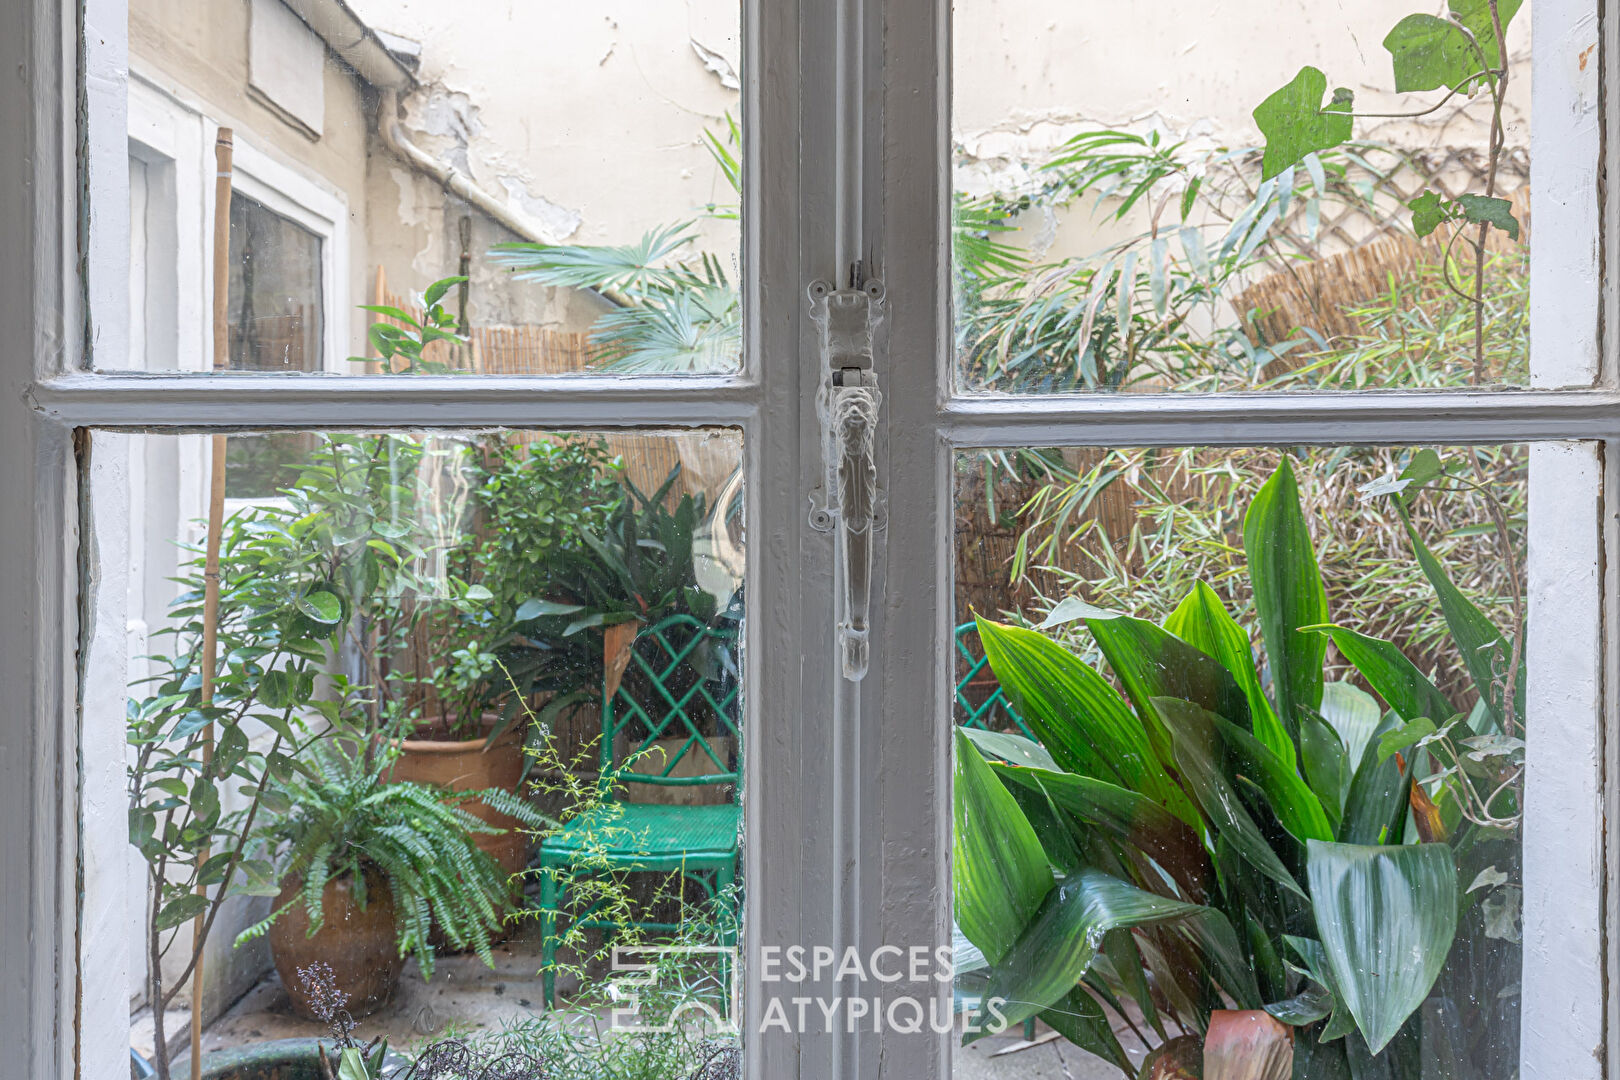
[388,436,623,874]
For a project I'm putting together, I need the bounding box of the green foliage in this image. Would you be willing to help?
[543,466,738,634]
[955,459,1522,1076]
[1253,67,1355,180]
[238,734,550,977]
[1252,0,1523,247]
[354,275,469,373]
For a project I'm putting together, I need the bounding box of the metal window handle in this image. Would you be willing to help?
[809,277,885,681]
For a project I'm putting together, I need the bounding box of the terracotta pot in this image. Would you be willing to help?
[388,715,530,875]
[269,867,403,1021]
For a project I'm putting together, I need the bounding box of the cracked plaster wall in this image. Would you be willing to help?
[350,0,742,328]
[954,0,1531,261]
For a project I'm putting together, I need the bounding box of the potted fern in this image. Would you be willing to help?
[240,732,548,1020]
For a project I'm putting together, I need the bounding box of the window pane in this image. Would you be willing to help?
[951,443,1532,1075]
[117,0,741,375]
[227,194,323,372]
[953,3,1544,394]
[105,429,744,1074]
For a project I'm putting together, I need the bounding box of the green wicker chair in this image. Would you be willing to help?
[537,613,740,1007]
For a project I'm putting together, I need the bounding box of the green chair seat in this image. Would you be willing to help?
[540,802,740,867]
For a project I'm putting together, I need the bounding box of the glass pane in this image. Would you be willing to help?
[951,444,1532,1075]
[953,2,1539,394]
[105,429,744,1075]
[118,0,741,374]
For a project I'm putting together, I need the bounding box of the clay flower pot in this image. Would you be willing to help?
[388,715,530,876]
[269,866,403,1021]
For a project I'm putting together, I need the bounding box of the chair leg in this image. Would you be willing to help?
[540,868,559,1009]
[715,860,737,1017]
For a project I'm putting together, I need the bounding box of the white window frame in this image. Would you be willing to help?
[0,2,1614,1080]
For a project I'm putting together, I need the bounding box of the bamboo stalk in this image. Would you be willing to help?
[187,125,233,1080]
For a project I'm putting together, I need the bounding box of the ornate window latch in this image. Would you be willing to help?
[808,274,886,681]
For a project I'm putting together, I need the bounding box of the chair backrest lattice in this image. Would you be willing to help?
[953,622,1036,742]
[603,614,740,799]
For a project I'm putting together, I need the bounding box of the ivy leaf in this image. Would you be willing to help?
[1454,194,1520,240]
[1385,0,1523,94]
[1254,67,1355,180]
[1408,190,1447,238]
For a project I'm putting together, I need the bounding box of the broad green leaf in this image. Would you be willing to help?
[1265,982,1334,1026]
[977,868,1255,1031]
[1339,712,1414,845]
[422,275,467,309]
[1377,716,1438,765]
[1213,715,1333,844]
[992,763,1212,902]
[1086,614,1250,765]
[514,597,585,621]
[1299,708,1350,824]
[1254,67,1355,179]
[1034,987,1133,1073]
[1384,14,1483,93]
[1455,194,1520,241]
[337,1047,372,1080]
[1244,457,1328,736]
[978,619,1194,824]
[959,725,1058,771]
[156,892,210,931]
[1154,697,1305,898]
[1306,624,1454,729]
[1396,504,1522,726]
[1320,681,1383,770]
[1385,0,1523,93]
[1037,595,1121,629]
[296,590,342,624]
[1408,189,1447,237]
[1165,581,1293,768]
[953,728,1052,966]
[1306,840,1458,1054]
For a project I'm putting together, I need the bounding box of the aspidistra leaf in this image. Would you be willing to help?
[952,728,1052,966]
[1244,457,1328,737]
[1306,840,1458,1054]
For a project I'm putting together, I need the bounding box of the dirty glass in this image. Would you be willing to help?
[952,1,1538,394]
[111,428,745,1076]
[951,442,1533,1077]
[116,0,742,375]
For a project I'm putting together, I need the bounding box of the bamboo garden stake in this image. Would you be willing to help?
[188,124,233,1080]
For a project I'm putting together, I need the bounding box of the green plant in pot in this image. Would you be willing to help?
[388,437,624,875]
[530,466,743,780]
[240,730,549,1020]
[954,454,1522,1079]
